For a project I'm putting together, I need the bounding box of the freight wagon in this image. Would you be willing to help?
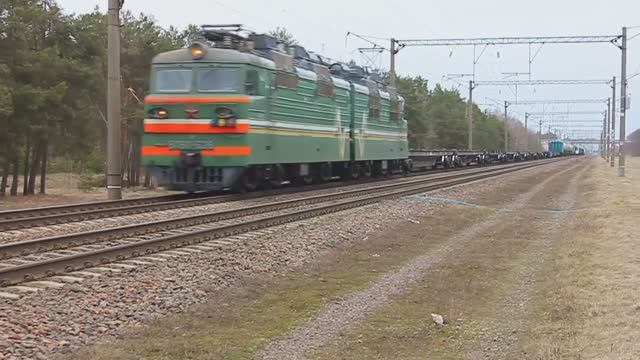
[546,139,584,157]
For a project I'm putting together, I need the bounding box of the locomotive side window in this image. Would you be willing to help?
[154,69,192,93]
[197,68,240,92]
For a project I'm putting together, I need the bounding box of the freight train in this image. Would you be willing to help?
[142,25,409,192]
[141,25,566,192]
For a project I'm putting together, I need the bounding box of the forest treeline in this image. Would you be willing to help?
[0,1,540,196]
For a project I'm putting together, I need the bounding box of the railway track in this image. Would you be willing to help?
[0,192,212,231]
[0,159,546,232]
[0,158,562,288]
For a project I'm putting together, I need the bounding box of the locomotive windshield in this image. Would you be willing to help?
[152,67,241,93]
[154,69,192,93]
[197,68,240,93]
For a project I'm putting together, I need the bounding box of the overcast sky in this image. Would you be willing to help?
[59,0,640,139]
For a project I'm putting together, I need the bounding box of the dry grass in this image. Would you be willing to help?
[521,157,640,359]
[66,205,491,360]
[0,173,174,210]
[311,167,579,360]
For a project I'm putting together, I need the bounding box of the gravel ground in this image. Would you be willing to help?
[255,161,582,360]
[0,191,406,273]
[0,164,531,244]
[0,161,570,359]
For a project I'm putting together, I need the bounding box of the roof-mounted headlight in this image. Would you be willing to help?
[189,42,206,60]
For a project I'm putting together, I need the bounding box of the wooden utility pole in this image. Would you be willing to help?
[107,0,122,199]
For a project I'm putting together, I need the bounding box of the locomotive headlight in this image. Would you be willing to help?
[213,107,236,127]
[189,42,205,60]
[150,107,169,119]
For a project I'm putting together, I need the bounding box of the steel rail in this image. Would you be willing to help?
[0,159,533,231]
[0,160,552,260]
[0,158,566,286]
[0,193,202,221]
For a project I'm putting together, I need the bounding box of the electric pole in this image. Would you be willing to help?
[468,80,474,150]
[602,112,607,159]
[619,27,627,177]
[606,98,611,160]
[538,119,543,145]
[610,76,616,167]
[504,101,509,153]
[601,129,604,158]
[524,112,529,151]
[107,0,122,199]
[389,38,397,88]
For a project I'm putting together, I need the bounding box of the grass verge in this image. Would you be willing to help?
[310,167,578,359]
[67,205,491,360]
[520,157,640,359]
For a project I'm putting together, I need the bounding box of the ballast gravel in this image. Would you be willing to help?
[0,162,570,359]
[0,164,538,244]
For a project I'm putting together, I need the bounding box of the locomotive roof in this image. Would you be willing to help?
[152,36,403,102]
[152,47,276,69]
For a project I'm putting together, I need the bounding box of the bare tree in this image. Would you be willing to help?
[268,27,297,46]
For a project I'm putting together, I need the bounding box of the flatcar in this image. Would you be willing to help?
[142,25,409,192]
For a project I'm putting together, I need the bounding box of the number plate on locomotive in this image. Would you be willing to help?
[168,141,214,150]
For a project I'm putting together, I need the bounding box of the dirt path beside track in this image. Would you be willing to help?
[61,159,591,360]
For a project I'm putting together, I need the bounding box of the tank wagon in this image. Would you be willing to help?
[563,142,574,155]
[142,25,409,191]
[546,139,585,157]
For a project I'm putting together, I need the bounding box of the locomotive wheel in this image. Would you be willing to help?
[380,161,392,177]
[361,162,372,178]
[319,163,332,183]
[240,167,260,192]
[269,164,285,188]
[348,162,360,180]
[372,161,381,177]
[301,175,313,185]
[401,161,410,175]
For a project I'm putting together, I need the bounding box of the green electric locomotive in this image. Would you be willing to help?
[142,25,409,191]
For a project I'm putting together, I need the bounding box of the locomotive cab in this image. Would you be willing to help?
[142,42,269,191]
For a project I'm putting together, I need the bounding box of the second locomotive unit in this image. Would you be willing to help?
[142,25,409,191]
